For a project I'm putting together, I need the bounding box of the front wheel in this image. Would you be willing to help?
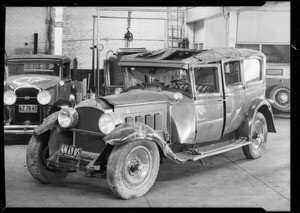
[26,133,68,183]
[106,140,160,199]
[242,112,268,159]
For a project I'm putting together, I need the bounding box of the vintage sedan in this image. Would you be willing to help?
[4,55,82,134]
[26,48,276,199]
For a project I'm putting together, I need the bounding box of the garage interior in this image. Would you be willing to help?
[3,2,292,211]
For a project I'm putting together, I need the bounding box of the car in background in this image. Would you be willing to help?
[4,55,83,134]
[266,63,290,112]
[26,48,276,199]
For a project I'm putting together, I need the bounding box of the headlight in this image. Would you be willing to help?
[98,113,115,134]
[4,90,17,105]
[58,107,79,128]
[37,90,51,105]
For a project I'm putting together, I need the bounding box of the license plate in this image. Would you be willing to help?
[60,144,82,159]
[19,105,38,113]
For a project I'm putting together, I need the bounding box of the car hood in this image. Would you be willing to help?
[100,90,170,106]
[5,75,60,90]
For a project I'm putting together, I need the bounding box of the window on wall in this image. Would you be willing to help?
[224,61,241,86]
[243,59,261,83]
[261,45,290,63]
[235,43,290,64]
[235,44,260,51]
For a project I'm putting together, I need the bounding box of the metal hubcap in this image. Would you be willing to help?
[123,146,152,189]
[274,88,290,106]
[252,121,264,150]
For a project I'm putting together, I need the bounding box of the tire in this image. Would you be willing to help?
[242,112,268,159]
[26,133,68,183]
[106,140,160,199]
[269,85,290,112]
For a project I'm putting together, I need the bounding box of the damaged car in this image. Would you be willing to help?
[26,48,276,199]
[4,55,82,134]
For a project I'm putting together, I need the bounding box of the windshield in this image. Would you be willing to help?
[123,67,190,94]
[6,63,60,77]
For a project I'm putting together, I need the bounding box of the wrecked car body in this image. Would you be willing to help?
[26,48,276,199]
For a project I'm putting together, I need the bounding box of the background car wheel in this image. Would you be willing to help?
[106,140,160,199]
[269,85,290,112]
[26,133,68,183]
[242,112,268,159]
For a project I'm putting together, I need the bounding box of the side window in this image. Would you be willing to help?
[62,63,70,78]
[244,59,261,83]
[224,61,241,86]
[194,67,219,94]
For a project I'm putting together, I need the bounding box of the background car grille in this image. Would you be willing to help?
[14,87,41,125]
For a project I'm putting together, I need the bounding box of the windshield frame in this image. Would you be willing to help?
[5,61,62,77]
[122,66,192,97]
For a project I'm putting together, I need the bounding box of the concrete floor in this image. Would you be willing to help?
[4,117,290,210]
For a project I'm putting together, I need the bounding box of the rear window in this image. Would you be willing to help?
[243,59,262,83]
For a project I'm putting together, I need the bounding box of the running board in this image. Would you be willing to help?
[175,137,250,162]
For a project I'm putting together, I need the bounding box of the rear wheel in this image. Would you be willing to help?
[106,140,160,199]
[26,133,68,183]
[269,85,290,112]
[242,112,268,159]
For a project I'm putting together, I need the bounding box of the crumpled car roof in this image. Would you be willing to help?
[120,48,265,65]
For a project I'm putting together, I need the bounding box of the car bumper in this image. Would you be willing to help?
[4,125,37,134]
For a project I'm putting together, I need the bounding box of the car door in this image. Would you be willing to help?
[192,64,224,143]
[221,59,246,135]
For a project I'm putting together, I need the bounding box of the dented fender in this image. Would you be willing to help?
[103,122,188,163]
[33,111,59,135]
[236,98,276,140]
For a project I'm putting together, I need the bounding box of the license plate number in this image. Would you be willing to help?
[60,144,82,159]
[19,105,38,113]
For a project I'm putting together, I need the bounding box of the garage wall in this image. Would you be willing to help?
[237,10,290,44]
[191,3,290,49]
[62,7,170,69]
[194,16,227,49]
[5,7,51,56]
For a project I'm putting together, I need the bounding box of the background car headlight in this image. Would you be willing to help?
[4,90,17,105]
[37,90,52,105]
[58,107,79,128]
[98,113,115,134]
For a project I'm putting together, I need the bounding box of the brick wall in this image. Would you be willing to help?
[62,7,175,69]
[5,7,51,56]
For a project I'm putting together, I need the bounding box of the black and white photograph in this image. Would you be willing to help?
[1,1,296,211]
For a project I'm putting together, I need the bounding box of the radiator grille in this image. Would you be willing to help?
[14,87,41,124]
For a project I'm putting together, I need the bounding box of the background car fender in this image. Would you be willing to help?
[104,122,189,163]
[236,98,276,140]
[49,99,75,115]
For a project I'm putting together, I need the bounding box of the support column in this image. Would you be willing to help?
[54,7,63,55]
[226,11,238,48]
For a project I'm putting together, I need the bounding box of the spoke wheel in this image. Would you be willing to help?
[242,112,268,159]
[269,85,290,112]
[106,140,160,199]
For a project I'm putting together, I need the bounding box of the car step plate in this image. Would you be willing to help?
[175,137,250,162]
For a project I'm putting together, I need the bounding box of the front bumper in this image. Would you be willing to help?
[4,124,37,134]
